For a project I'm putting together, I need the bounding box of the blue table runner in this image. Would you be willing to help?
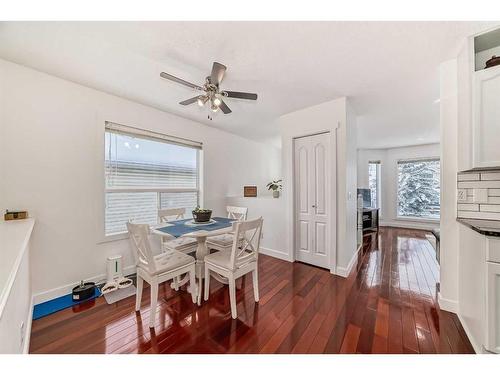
[155,217,235,238]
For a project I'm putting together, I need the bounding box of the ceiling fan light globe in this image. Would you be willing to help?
[211,104,219,112]
[213,97,222,106]
[197,97,206,107]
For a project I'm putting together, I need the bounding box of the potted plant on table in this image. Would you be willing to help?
[192,206,212,223]
[266,179,282,198]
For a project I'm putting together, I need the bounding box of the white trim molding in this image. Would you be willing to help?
[438,292,458,313]
[457,314,482,354]
[33,264,137,305]
[381,220,439,231]
[260,247,293,262]
[335,244,362,278]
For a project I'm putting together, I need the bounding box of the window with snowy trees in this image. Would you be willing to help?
[368,161,381,208]
[397,159,440,219]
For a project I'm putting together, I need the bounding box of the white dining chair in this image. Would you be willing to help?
[206,206,248,252]
[127,222,197,328]
[204,217,263,319]
[158,208,197,254]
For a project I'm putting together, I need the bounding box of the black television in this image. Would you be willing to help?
[357,188,372,208]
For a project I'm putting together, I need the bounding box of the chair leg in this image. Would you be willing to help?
[197,273,202,306]
[252,269,259,302]
[172,276,179,291]
[135,275,143,311]
[188,267,197,304]
[204,265,210,301]
[229,276,237,319]
[149,277,158,328]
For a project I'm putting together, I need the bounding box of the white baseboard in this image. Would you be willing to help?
[32,265,136,305]
[335,244,361,278]
[381,220,439,231]
[438,292,458,313]
[457,313,483,354]
[22,296,34,354]
[260,247,292,262]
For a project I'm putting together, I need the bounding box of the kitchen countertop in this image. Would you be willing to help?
[0,218,35,318]
[456,218,500,237]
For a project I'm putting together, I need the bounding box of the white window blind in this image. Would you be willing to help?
[104,123,201,236]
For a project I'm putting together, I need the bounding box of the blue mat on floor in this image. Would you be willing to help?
[33,288,101,320]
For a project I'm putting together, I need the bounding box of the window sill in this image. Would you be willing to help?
[97,232,129,244]
[395,216,440,224]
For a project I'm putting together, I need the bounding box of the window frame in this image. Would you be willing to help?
[99,122,203,242]
[368,160,381,209]
[395,157,440,222]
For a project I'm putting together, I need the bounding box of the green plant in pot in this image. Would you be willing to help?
[266,179,282,198]
[192,206,212,223]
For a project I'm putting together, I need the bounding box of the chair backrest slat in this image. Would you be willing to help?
[127,222,156,274]
[230,217,263,269]
[158,208,186,223]
[227,206,248,221]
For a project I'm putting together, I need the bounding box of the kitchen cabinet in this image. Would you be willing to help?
[457,27,500,171]
[486,262,500,353]
[473,65,500,168]
[486,237,500,353]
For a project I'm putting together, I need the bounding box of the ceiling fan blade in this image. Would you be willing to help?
[160,72,203,90]
[210,62,227,86]
[179,96,200,105]
[218,99,232,114]
[223,91,258,100]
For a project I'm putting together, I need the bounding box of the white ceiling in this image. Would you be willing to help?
[0,21,497,148]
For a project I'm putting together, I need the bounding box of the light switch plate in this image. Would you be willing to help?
[457,189,468,202]
[472,188,488,204]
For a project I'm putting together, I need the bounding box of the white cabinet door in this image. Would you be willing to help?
[473,65,500,168]
[486,261,500,353]
[294,133,330,269]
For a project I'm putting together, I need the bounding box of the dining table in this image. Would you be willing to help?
[151,216,236,304]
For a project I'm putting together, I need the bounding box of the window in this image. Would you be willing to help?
[104,123,201,236]
[397,158,440,220]
[368,161,381,208]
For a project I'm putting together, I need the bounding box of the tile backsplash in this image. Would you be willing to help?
[457,170,500,221]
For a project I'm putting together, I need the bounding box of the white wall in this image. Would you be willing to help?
[278,97,358,274]
[226,196,286,261]
[0,58,281,302]
[438,59,460,312]
[357,143,440,230]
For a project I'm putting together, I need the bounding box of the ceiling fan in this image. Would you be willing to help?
[160,62,257,119]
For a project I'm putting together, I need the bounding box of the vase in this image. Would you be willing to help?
[273,190,280,198]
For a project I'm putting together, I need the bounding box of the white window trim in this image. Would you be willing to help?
[396,157,441,221]
[98,122,203,243]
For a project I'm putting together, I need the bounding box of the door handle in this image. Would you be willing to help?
[312,205,316,208]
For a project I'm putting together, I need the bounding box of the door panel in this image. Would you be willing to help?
[299,221,309,251]
[315,222,327,255]
[314,142,326,216]
[294,133,330,269]
[298,146,309,214]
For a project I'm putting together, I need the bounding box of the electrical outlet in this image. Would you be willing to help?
[457,189,468,202]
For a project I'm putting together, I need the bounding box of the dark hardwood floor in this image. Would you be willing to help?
[29,227,475,354]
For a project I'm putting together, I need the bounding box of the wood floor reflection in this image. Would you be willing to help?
[29,227,474,354]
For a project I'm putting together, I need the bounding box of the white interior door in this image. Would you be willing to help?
[294,133,330,269]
